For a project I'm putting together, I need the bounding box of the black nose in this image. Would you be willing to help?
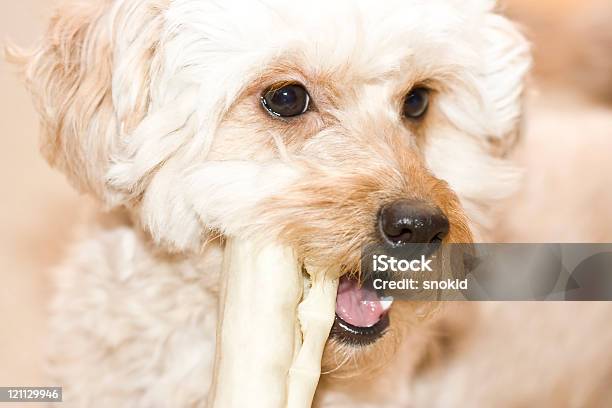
[378,199,449,245]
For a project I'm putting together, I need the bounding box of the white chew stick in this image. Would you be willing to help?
[287,272,338,408]
[209,238,338,408]
[208,239,302,408]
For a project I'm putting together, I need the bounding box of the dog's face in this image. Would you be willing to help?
[23,0,529,378]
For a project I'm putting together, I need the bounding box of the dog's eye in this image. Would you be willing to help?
[261,84,310,118]
[403,87,430,119]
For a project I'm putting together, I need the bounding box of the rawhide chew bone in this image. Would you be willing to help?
[287,266,338,408]
[208,239,302,407]
[208,238,338,408]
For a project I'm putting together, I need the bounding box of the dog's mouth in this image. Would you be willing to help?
[330,275,392,346]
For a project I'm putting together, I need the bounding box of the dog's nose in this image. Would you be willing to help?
[378,199,449,245]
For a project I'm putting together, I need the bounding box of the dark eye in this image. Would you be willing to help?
[261,84,310,118]
[403,87,430,119]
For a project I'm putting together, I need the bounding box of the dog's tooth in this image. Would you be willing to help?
[380,297,394,311]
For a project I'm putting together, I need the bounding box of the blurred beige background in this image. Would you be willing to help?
[0,0,80,386]
[0,0,611,389]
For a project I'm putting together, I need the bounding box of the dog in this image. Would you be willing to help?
[17,0,531,405]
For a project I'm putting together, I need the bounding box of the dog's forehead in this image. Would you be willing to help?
[165,0,491,81]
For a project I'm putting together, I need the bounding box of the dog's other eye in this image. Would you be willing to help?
[403,87,430,119]
[261,84,310,118]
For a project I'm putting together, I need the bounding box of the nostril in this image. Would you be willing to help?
[378,199,449,245]
[386,227,414,242]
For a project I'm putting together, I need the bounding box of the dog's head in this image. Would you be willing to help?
[22,0,529,378]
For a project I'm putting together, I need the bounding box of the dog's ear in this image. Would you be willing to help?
[480,11,531,155]
[16,0,166,205]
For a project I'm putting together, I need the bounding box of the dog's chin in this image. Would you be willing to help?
[312,270,400,378]
[297,244,446,377]
[305,262,441,379]
[321,299,421,379]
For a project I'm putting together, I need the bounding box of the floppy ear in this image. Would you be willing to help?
[480,10,532,155]
[18,0,166,204]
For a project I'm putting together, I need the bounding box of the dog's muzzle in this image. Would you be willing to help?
[330,199,449,346]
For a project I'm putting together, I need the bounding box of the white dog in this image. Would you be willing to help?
[19,0,531,406]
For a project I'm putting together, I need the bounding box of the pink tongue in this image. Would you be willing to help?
[335,276,385,328]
